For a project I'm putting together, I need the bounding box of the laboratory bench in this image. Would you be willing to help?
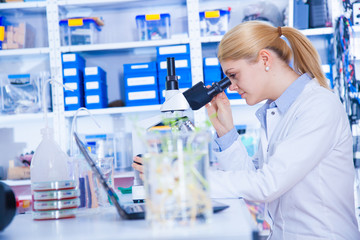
[0,198,258,240]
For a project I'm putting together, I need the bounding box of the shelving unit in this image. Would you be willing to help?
[0,47,49,56]
[0,1,47,10]
[0,0,337,172]
[60,39,190,53]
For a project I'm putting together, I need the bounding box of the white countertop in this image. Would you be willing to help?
[0,198,257,240]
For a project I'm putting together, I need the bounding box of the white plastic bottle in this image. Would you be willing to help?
[30,127,79,220]
[31,127,72,184]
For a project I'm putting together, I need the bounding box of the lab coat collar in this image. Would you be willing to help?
[256,73,312,129]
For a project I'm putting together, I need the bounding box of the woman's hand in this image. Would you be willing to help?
[132,155,144,180]
[205,91,234,137]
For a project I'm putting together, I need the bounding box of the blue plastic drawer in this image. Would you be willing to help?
[84,84,108,100]
[156,44,190,62]
[62,53,85,69]
[84,66,106,80]
[85,94,108,109]
[124,74,158,89]
[63,81,84,95]
[64,91,85,111]
[84,80,107,93]
[63,68,84,87]
[123,62,157,75]
[125,87,159,106]
[203,57,222,85]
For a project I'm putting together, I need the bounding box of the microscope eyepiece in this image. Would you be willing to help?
[165,57,178,90]
[183,76,231,110]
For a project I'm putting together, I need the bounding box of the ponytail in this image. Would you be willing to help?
[218,21,329,89]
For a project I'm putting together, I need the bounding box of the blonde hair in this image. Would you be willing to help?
[218,21,329,89]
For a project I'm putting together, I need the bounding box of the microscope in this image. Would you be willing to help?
[131,57,231,203]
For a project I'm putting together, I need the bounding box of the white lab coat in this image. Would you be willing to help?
[209,80,360,239]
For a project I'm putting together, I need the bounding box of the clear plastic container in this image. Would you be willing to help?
[136,13,171,41]
[199,9,230,36]
[143,129,212,228]
[59,18,103,46]
[0,72,49,114]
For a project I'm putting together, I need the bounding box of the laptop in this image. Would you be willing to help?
[74,132,229,220]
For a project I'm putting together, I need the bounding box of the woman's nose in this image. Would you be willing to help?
[229,83,237,91]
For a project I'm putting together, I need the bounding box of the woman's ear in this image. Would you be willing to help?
[258,49,272,67]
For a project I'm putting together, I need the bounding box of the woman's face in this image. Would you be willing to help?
[221,58,267,105]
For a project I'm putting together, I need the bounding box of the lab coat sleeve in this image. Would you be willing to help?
[213,136,258,171]
[209,91,348,202]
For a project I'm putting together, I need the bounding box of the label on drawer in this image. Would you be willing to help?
[85,67,98,75]
[127,76,155,86]
[145,14,160,21]
[159,45,187,55]
[128,91,156,100]
[87,95,100,104]
[62,54,76,62]
[205,58,219,66]
[64,82,78,91]
[0,26,4,41]
[160,59,188,69]
[64,68,77,76]
[68,18,84,27]
[205,10,220,19]
[86,82,99,90]
[65,96,78,105]
[131,64,149,69]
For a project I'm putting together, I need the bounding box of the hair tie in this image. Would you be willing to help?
[278,26,282,37]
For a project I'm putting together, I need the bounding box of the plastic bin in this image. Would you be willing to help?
[62,53,86,70]
[125,87,159,106]
[59,18,103,46]
[124,62,158,89]
[0,73,49,114]
[199,9,230,36]
[136,13,170,41]
[0,22,35,49]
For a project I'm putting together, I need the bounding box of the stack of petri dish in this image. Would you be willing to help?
[32,180,80,220]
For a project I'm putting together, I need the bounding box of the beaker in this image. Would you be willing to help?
[143,129,212,228]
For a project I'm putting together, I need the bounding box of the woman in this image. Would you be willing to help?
[206,21,360,239]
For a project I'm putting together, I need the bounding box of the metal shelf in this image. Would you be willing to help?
[0,1,46,10]
[0,112,53,123]
[201,35,223,43]
[64,105,161,117]
[60,38,190,53]
[300,27,334,36]
[57,0,186,8]
[58,0,134,5]
[0,179,31,186]
[200,28,334,43]
[0,48,49,56]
